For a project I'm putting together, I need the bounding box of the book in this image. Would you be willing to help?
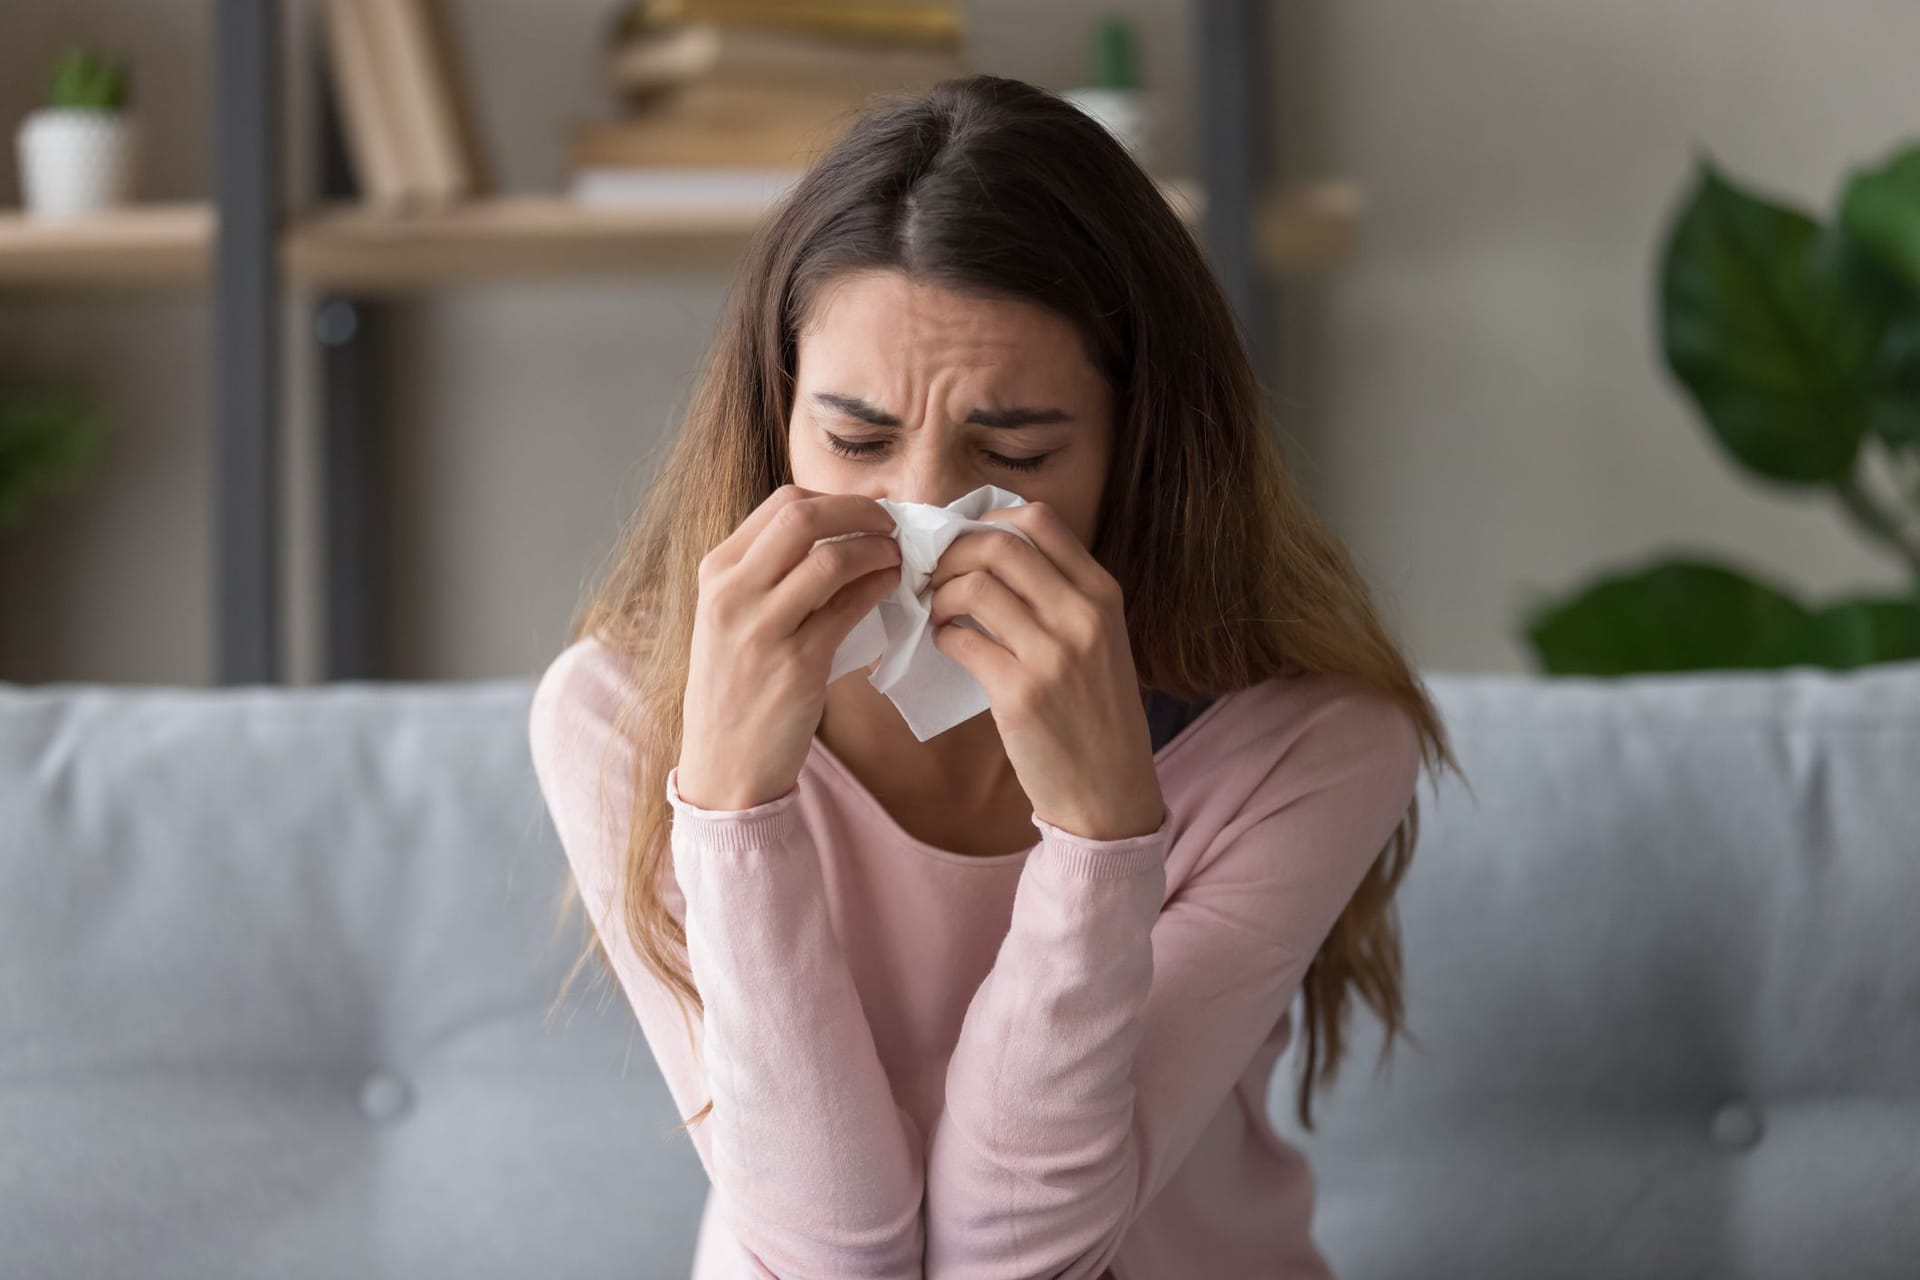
[617,0,966,48]
[417,0,491,194]
[606,23,971,99]
[569,81,880,170]
[319,0,410,206]
[358,0,469,205]
[318,0,484,207]
[567,166,804,211]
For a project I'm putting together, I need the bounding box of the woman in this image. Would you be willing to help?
[529,73,1460,1280]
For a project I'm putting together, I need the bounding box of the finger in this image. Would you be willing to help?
[794,556,901,661]
[737,489,897,589]
[930,522,1073,618]
[723,486,894,584]
[929,570,1047,661]
[706,483,808,574]
[930,610,1021,696]
[765,525,901,639]
[968,504,1109,602]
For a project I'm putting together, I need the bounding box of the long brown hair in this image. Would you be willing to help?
[547,73,1463,1131]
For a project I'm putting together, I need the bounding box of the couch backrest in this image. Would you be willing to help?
[1272,659,1920,1280]
[4,661,1916,1279]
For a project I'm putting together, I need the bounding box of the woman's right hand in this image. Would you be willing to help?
[676,485,903,812]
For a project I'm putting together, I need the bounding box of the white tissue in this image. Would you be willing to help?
[822,484,1037,741]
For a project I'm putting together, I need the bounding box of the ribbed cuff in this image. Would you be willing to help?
[664,765,802,853]
[1029,805,1171,880]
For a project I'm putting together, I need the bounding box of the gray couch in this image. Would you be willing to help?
[4,661,1916,1279]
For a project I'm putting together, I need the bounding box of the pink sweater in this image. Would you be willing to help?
[528,633,1423,1280]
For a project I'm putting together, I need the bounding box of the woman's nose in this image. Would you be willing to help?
[889,470,975,511]
[892,488,968,510]
[883,437,984,510]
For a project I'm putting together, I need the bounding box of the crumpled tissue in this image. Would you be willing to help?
[820,483,1036,741]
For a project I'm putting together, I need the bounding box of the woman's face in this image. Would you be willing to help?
[787,269,1115,548]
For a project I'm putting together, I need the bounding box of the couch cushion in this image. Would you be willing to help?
[1271,659,1920,1280]
[0,679,705,1279]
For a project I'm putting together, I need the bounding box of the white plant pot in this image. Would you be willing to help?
[16,107,138,220]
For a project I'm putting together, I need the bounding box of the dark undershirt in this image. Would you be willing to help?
[1144,688,1218,754]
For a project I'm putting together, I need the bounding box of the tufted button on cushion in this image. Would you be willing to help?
[358,1068,413,1123]
[1708,1099,1764,1152]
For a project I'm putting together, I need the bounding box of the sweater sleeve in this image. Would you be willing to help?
[923,689,1424,1280]
[528,639,926,1280]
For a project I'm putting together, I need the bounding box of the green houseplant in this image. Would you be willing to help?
[47,45,133,110]
[16,44,138,219]
[0,383,107,529]
[1522,145,1920,674]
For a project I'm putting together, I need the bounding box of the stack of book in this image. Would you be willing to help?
[319,0,488,208]
[567,0,972,210]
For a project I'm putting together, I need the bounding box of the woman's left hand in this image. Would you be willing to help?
[927,501,1168,842]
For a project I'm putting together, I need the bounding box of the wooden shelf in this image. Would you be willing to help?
[286,193,776,291]
[0,178,1359,294]
[0,203,211,290]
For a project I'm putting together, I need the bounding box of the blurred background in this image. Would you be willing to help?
[4,0,1920,687]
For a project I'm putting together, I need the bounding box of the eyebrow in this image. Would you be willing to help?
[812,392,1073,429]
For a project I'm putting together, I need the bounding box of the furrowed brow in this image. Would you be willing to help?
[812,392,1072,430]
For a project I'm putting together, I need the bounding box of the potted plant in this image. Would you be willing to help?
[16,44,137,220]
[0,381,107,529]
[1521,145,1920,675]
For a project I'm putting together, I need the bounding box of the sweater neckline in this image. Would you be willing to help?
[801,691,1234,867]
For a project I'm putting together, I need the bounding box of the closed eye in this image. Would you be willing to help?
[824,434,1051,473]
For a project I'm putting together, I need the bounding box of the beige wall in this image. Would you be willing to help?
[1,1,1912,684]
[1270,1,1920,671]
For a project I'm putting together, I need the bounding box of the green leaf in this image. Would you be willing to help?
[1808,596,1920,668]
[1839,144,1920,298]
[1523,558,1815,674]
[1864,305,1920,448]
[1660,156,1876,485]
[0,385,108,527]
[47,46,129,111]
[1522,555,1920,673]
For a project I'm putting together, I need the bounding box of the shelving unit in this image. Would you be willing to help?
[2,0,1345,684]
[0,180,1361,293]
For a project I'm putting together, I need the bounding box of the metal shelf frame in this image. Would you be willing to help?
[206,0,1279,683]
